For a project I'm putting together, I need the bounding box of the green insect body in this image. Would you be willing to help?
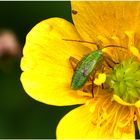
[71,50,103,90]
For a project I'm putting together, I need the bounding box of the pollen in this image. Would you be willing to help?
[94,73,106,86]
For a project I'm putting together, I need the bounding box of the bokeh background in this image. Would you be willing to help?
[0,1,139,139]
[0,1,77,138]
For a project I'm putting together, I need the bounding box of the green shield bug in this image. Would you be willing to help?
[71,50,103,90]
[63,39,127,92]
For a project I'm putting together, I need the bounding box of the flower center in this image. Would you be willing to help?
[97,30,140,105]
[107,57,140,104]
[69,30,140,104]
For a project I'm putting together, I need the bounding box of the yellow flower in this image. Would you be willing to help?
[20,1,140,139]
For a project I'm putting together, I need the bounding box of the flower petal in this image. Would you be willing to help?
[71,2,140,42]
[21,18,92,106]
[136,108,140,135]
[57,94,135,139]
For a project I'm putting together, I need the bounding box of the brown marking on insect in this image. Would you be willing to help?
[83,68,89,76]
[72,10,78,15]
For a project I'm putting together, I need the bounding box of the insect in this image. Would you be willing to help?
[63,39,126,91]
[70,50,103,90]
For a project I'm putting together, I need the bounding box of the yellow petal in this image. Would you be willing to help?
[136,109,140,134]
[71,2,140,43]
[57,94,135,139]
[21,18,92,106]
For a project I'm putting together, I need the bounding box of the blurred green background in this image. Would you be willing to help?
[0,1,77,138]
[0,1,139,139]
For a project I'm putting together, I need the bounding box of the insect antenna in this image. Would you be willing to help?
[63,39,127,51]
[103,45,127,50]
[62,39,97,45]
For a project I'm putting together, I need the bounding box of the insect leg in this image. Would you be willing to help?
[104,58,113,68]
[92,80,94,98]
[103,45,127,50]
[69,56,79,71]
[101,64,105,89]
[90,69,98,98]
[103,54,119,69]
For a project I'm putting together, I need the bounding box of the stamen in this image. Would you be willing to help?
[97,35,110,46]
[107,58,140,104]
[89,93,134,137]
[111,35,122,62]
[94,73,106,86]
[125,31,135,47]
[111,35,120,45]
[125,30,140,60]
[77,90,92,97]
[130,46,140,60]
